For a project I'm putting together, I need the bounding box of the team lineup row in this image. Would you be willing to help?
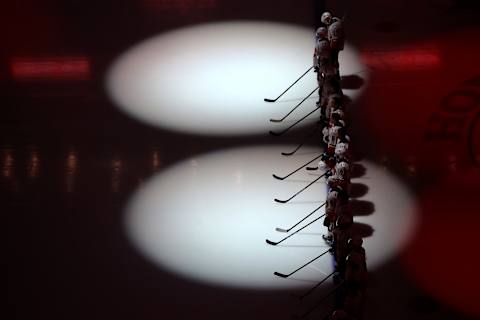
[265,11,368,320]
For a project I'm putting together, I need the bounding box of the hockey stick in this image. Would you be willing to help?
[275,202,326,233]
[306,166,319,171]
[274,171,329,203]
[281,124,320,156]
[264,66,313,102]
[270,87,319,122]
[274,249,330,278]
[293,270,337,300]
[269,105,321,137]
[292,282,345,319]
[272,154,323,181]
[266,213,324,246]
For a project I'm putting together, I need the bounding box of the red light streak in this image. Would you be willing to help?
[10,57,91,81]
[361,47,441,70]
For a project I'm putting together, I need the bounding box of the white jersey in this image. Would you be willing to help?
[335,142,349,159]
[326,190,339,212]
[335,161,350,180]
[327,174,348,189]
[327,125,342,147]
[322,126,330,144]
[314,37,336,75]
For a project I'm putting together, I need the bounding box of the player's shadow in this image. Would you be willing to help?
[351,163,367,178]
[350,200,375,216]
[341,75,365,90]
[349,183,369,198]
[350,222,374,238]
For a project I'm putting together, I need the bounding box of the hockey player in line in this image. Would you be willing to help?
[314,26,343,121]
[325,94,345,124]
[332,214,354,273]
[321,11,345,79]
[327,159,351,192]
[328,238,367,320]
[323,117,349,156]
[318,136,350,172]
[313,27,333,84]
[344,246,367,320]
[323,186,349,244]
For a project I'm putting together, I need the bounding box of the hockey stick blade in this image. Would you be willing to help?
[272,174,285,181]
[273,271,288,278]
[280,119,321,156]
[306,166,318,171]
[275,204,326,234]
[281,145,303,156]
[267,215,323,247]
[264,98,276,102]
[269,118,283,123]
[275,172,327,204]
[269,130,281,136]
[268,86,318,123]
[265,239,279,246]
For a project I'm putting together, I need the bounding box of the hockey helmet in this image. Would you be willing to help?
[321,12,333,25]
[315,26,328,38]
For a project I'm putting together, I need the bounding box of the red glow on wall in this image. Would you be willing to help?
[10,57,91,81]
[402,171,480,316]
[361,47,441,70]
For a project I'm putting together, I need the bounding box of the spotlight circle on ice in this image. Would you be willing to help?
[125,146,417,290]
[106,21,367,136]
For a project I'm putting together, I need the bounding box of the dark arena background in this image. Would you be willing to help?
[4,1,480,319]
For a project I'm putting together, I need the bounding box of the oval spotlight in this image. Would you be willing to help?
[106,22,367,136]
[125,146,417,290]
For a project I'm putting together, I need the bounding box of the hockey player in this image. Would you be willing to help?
[324,118,347,155]
[347,237,366,269]
[324,188,340,230]
[323,188,350,244]
[335,140,351,163]
[321,11,345,78]
[313,27,333,79]
[318,150,336,170]
[321,72,343,101]
[330,110,347,131]
[317,77,343,127]
[344,250,367,320]
[324,93,343,125]
[327,159,351,191]
[345,249,367,291]
[332,214,354,274]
